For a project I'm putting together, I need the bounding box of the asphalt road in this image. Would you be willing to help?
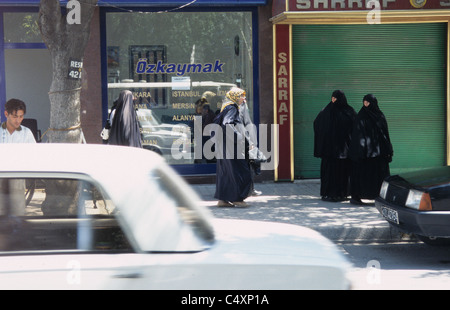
[192,181,450,290]
[341,242,450,290]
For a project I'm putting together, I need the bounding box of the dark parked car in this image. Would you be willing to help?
[375,166,450,245]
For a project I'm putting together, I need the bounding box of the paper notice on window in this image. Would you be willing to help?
[172,76,191,91]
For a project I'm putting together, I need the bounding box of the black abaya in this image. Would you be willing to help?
[108,90,142,148]
[349,94,393,200]
[213,103,252,203]
[314,90,356,200]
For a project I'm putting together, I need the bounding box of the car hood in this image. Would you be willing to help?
[389,166,450,190]
[210,218,350,268]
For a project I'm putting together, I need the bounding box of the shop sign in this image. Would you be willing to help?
[68,59,82,79]
[274,24,292,181]
[135,59,225,76]
[273,0,450,13]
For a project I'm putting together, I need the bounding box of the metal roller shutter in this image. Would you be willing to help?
[292,23,447,178]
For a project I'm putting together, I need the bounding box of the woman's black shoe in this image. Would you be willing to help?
[334,196,348,202]
[321,196,334,202]
[322,196,347,202]
[350,198,364,205]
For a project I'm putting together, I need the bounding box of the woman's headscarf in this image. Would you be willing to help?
[314,90,356,158]
[363,93,382,115]
[108,90,142,148]
[220,87,246,112]
[332,90,350,108]
[226,87,246,105]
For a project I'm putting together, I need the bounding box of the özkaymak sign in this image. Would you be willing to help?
[135,59,225,76]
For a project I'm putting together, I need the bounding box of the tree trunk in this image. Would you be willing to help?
[38,0,98,215]
[38,0,98,143]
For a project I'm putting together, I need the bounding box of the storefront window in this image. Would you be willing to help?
[105,11,253,165]
[3,13,42,43]
[2,12,50,135]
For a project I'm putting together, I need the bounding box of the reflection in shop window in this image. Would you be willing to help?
[3,13,43,43]
[106,11,253,165]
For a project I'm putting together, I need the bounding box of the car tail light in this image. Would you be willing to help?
[405,189,432,211]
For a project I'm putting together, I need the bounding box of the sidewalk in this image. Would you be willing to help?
[192,180,410,244]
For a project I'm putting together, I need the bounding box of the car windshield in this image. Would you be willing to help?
[117,167,215,252]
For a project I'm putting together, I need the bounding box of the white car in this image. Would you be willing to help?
[136,108,191,158]
[0,144,350,290]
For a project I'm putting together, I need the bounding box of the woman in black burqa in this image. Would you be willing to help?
[213,87,252,208]
[349,94,393,205]
[314,90,356,202]
[108,90,142,148]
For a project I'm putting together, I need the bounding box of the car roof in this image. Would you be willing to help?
[0,143,173,208]
[0,143,164,175]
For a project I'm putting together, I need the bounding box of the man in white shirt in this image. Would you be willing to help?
[1,98,36,144]
[0,99,36,216]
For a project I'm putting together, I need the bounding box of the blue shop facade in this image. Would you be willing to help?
[0,0,272,177]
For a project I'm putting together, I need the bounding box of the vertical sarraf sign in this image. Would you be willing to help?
[274,24,293,181]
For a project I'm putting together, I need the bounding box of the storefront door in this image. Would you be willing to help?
[292,23,447,178]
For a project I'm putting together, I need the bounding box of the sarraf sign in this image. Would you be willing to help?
[274,24,293,181]
[273,0,450,14]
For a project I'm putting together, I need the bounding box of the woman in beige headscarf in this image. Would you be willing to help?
[212,87,252,207]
